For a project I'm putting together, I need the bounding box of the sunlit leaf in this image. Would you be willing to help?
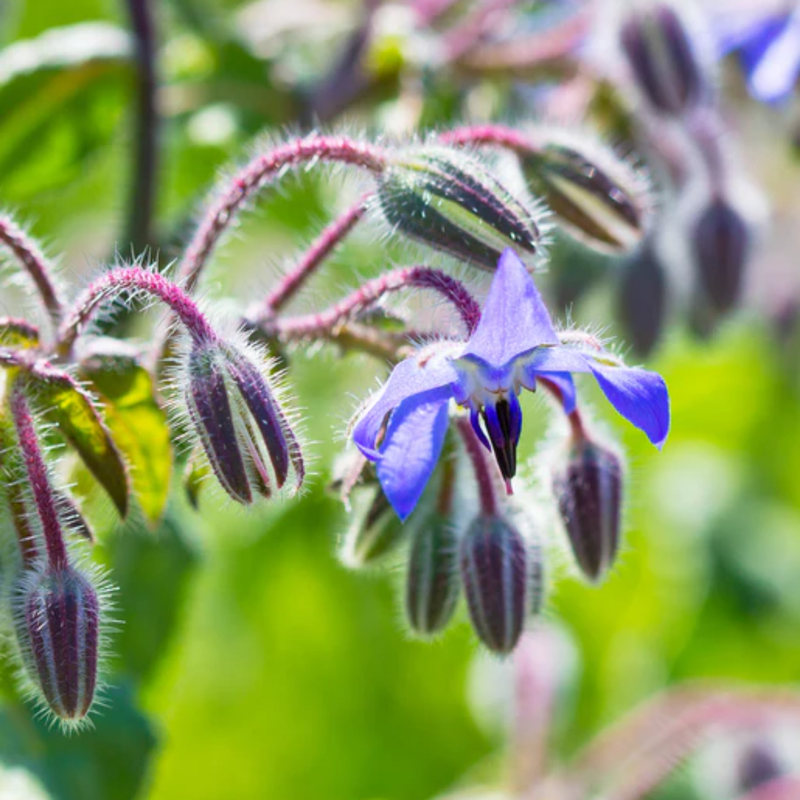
[0,23,133,199]
[81,350,172,525]
[30,368,129,516]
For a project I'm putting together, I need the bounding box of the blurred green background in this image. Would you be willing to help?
[2,1,800,798]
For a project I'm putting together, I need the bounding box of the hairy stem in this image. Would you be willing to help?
[264,265,481,340]
[10,382,69,570]
[179,135,388,292]
[57,267,216,357]
[124,0,159,252]
[456,416,498,516]
[257,196,370,318]
[0,216,64,325]
[437,124,539,155]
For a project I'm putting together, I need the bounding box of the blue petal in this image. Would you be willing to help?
[463,249,559,368]
[535,372,577,414]
[376,398,450,521]
[747,12,800,103]
[588,362,670,448]
[353,354,458,459]
[523,346,670,446]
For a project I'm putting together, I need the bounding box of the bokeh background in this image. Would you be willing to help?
[2,0,800,798]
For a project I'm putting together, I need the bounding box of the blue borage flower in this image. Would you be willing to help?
[715,4,800,104]
[353,249,669,520]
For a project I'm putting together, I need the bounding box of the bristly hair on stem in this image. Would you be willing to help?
[0,214,64,325]
[258,265,481,341]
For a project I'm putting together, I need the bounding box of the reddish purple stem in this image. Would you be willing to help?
[10,383,69,570]
[259,196,370,317]
[266,265,481,340]
[0,215,64,324]
[58,267,216,356]
[456,416,498,516]
[437,124,536,154]
[179,135,388,292]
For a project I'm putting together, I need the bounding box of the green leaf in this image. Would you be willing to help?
[0,23,133,199]
[0,682,156,800]
[0,318,40,348]
[81,351,172,525]
[30,369,129,517]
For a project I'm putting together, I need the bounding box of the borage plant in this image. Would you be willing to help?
[0,123,666,729]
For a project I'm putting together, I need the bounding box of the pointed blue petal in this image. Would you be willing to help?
[353,355,458,459]
[747,12,800,103]
[376,398,450,521]
[588,362,670,448]
[463,249,559,368]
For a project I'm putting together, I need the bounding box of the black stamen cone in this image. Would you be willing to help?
[482,398,517,480]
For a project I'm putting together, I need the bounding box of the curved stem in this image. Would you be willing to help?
[10,382,69,571]
[57,267,216,357]
[456,416,498,516]
[264,265,481,340]
[257,196,370,318]
[0,216,64,325]
[124,0,159,252]
[179,135,388,292]
[437,124,539,155]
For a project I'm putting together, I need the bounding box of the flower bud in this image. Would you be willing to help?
[344,484,408,566]
[460,515,527,654]
[185,339,304,504]
[406,515,460,635]
[619,4,707,117]
[737,741,784,793]
[552,438,623,582]
[521,141,647,252]
[692,198,749,314]
[528,542,546,617]
[14,564,100,724]
[618,241,667,358]
[376,146,542,270]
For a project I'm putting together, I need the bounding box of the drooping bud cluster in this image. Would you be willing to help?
[185,338,303,504]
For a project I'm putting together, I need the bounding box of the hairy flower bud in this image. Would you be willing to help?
[460,515,527,654]
[344,484,408,566]
[552,438,623,582]
[185,339,303,504]
[406,515,460,635]
[521,142,647,252]
[620,3,708,117]
[692,198,749,314]
[528,542,546,617]
[376,146,542,270]
[618,241,667,358]
[14,564,100,724]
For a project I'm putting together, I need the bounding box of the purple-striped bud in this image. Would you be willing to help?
[521,141,647,253]
[528,543,546,617]
[552,439,623,582]
[692,198,749,314]
[618,241,667,358]
[377,146,542,270]
[14,564,100,724]
[460,515,527,654]
[185,339,303,504]
[406,515,460,635]
[737,741,784,793]
[620,4,708,117]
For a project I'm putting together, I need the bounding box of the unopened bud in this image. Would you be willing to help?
[552,438,623,582]
[377,146,542,270]
[406,515,460,635]
[344,484,408,566]
[521,141,647,252]
[14,564,100,724]
[618,241,667,358]
[528,542,546,617]
[185,340,304,504]
[620,4,707,117]
[460,515,527,654]
[692,198,749,314]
